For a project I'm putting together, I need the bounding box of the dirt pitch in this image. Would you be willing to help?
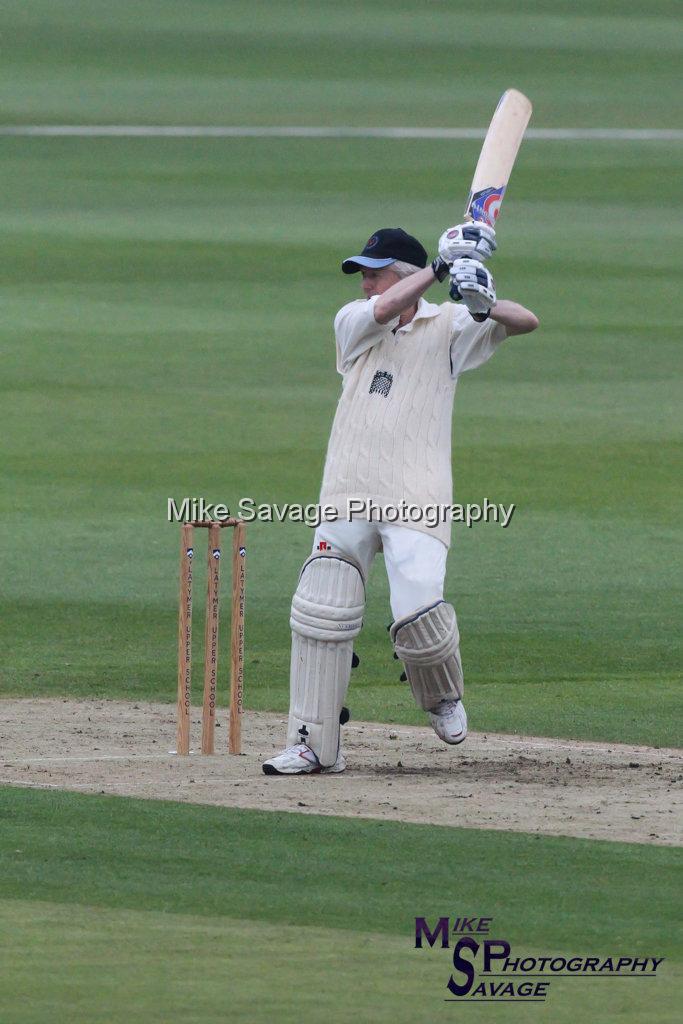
[1,699,680,846]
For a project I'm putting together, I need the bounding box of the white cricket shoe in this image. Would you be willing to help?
[429,699,468,745]
[262,743,346,776]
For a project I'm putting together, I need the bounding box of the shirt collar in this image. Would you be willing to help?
[396,296,441,332]
[414,296,441,320]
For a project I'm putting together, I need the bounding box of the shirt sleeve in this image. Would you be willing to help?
[448,305,508,378]
[334,296,400,374]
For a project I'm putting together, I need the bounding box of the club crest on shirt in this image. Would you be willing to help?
[369,370,393,397]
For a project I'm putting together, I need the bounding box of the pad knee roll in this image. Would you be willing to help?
[288,553,365,766]
[390,601,463,711]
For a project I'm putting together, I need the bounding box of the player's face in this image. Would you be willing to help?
[360,266,400,298]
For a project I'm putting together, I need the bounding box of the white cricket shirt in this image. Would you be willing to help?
[320,295,507,547]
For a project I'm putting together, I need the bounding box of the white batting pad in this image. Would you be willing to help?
[287,553,365,766]
[390,601,464,710]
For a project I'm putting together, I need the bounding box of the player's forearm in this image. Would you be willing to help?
[373,267,437,324]
[489,300,539,336]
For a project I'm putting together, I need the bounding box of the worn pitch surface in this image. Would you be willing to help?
[1,699,680,846]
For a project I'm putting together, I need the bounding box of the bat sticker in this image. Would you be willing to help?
[468,186,506,227]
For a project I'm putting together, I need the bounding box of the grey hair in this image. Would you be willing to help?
[389,260,423,279]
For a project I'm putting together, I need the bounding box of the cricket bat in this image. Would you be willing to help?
[465,88,532,227]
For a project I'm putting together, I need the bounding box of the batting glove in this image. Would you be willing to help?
[438,222,497,264]
[449,258,496,321]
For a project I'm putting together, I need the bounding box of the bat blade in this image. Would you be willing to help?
[465,88,532,227]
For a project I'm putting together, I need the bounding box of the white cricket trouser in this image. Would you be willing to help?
[312,519,447,621]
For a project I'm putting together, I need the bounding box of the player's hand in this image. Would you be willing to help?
[438,222,497,264]
[449,258,496,320]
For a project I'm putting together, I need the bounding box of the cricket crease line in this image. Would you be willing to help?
[0,126,681,141]
[1,753,192,764]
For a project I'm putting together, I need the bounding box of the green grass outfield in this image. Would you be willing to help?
[0,0,680,128]
[1,787,681,1024]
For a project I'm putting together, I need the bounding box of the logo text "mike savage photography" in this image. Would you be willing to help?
[415,916,665,1005]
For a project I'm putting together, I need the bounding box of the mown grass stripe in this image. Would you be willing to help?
[0,125,681,140]
[0,787,680,956]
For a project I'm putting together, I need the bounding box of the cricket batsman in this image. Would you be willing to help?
[263,224,538,774]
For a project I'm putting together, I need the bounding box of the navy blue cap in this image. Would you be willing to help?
[342,228,428,274]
